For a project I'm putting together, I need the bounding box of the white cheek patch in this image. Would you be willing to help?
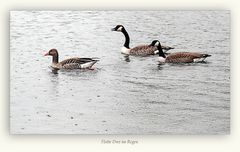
[117,26,123,31]
[155,41,159,46]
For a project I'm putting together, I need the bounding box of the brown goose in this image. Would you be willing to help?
[111,25,174,56]
[44,49,99,70]
[154,40,211,63]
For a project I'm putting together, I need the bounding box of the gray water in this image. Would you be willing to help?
[10,11,230,134]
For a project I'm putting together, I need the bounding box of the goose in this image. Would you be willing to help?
[111,25,174,56]
[154,40,211,63]
[44,49,99,70]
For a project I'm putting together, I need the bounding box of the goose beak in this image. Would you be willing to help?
[111,28,116,31]
[44,52,49,56]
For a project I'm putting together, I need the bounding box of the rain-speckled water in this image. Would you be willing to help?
[10,11,230,134]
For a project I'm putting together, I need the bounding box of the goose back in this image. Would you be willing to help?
[59,57,98,69]
[129,45,158,56]
[165,52,208,63]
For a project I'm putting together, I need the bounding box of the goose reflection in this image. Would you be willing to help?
[123,54,130,62]
[49,66,59,74]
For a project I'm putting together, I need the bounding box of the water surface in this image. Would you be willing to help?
[10,11,230,134]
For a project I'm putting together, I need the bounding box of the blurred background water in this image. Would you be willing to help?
[10,11,230,134]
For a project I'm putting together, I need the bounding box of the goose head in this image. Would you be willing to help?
[149,40,160,47]
[44,49,58,57]
[151,40,166,63]
[151,40,162,51]
[111,25,125,32]
[149,40,161,54]
[44,49,59,63]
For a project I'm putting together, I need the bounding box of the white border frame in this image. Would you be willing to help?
[1,0,239,152]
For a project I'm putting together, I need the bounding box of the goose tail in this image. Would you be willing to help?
[162,46,175,51]
[91,57,100,61]
[202,54,211,58]
[80,59,99,69]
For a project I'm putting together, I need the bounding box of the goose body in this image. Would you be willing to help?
[154,40,211,63]
[120,44,158,56]
[44,49,99,70]
[111,25,174,56]
[162,52,211,63]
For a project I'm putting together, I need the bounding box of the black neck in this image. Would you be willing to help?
[52,54,59,63]
[158,43,166,58]
[122,28,130,49]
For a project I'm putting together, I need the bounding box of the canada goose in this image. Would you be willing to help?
[154,40,211,63]
[111,25,174,56]
[44,49,99,70]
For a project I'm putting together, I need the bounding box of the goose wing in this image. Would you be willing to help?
[130,45,157,56]
[60,57,99,69]
[166,52,205,63]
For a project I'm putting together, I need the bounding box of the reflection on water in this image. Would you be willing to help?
[10,11,230,134]
[51,69,58,74]
[123,55,131,62]
[48,66,59,74]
